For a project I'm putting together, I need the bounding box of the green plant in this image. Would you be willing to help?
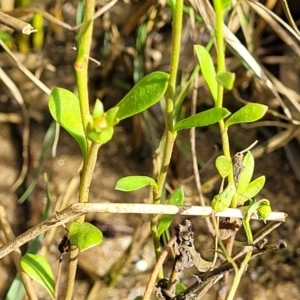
[0,0,290,299]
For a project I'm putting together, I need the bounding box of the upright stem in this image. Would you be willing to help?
[212,1,236,299]
[64,2,96,298]
[74,0,95,133]
[63,143,100,300]
[150,0,183,276]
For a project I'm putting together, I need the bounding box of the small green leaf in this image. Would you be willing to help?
[211,184,236,212]
[237,151,254,193]
[244,199,271,223]
[225,103,268,128]
[174,107,230,131]
[194,45,217,102]
[157,188,184,236]
[21,253,55,299]
[48,88,87,159]
[115,71,169,121]
[216,71,235,90]
[237,175,266,205]
[215,155,232,178]
[87,126,114,144]
[176,282,187,295]
[92,99,104,118]
[69,222,103,252]
[115,176,158,193]
[257,199,272,223]
[221,0,232,9]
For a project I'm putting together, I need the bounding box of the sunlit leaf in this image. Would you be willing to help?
[215,155,232,178]
[237,175,266,205]
[176,282,187,295]
[211,184,236,212]
[257,199,272,223]
[69,222,103,252]
[225,103,268,128]
[174,107,230,131]
[48,88,87,159]
[115,71,169,121]
[221,0,232,9]
[157,188,184,236]
[115,176,158,193]
[194,45,217,102]
[216,71,235,90]
[237,151,254,193]
[21,254,55,299]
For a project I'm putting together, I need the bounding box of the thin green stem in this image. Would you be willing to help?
[78,142,100,205]
[213,0,235,190]
[74,0,95,133]
[227,251,252,300]
[64,2,97,297]
[63,143,100,300]
[150,0,183,277]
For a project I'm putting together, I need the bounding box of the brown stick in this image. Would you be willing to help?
[0,11,36,34]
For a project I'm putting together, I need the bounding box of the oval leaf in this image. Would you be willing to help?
[157,188,184,236]
[211,184,236,212]
[48,88,87,159]
[115,71,169,121]
[194,45,217,102]
[216,71,235,90]
[237,151,254,193]
[69,222,103,252]
[215,155,232,178]
[237,175,266,205]
[174,107,230,131]
[237,151,255,194]
[225,103,268,128]
[21,253,55,299]
[115,175,158,193]
[257,199,272,223]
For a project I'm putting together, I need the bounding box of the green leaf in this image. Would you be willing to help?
[21,253,55,299]
[87,126,114,144]
[5,276,25,300]
[69,222,103,252]
[221,0,232,9]
[176,282,187,295]
[48,88,87,159]
[211,184,236,212]
[237,175,266,205]
[174,107,231,131]
[257,199,272,223]
[115,176,158,193]
[225,103,268,128]
[115,71,169,121]
[194,45,217,102]
[157,188,184,236]
[237,151,254,193]
[215,155,232,178]
[216,71,235,90]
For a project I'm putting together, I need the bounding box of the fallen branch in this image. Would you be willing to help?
[0,203,286,259]
[0,11,37,34]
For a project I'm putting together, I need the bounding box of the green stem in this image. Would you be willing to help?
[74,0,95,133]
[227,251,252,300]
[213,0,235,191]
[150,0,183,277]
[64,2,97,297]
[63,143,100,300]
